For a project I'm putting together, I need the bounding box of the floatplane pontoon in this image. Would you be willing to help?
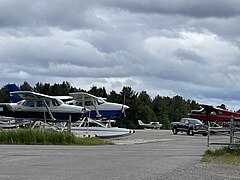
[64,117,135,138]
[0,116,30,128]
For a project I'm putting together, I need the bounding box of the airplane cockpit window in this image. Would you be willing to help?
[36,101,50,107]
[17,100,24,105]
[37,101,44,107]
[23,101,35,107]
[52,99,62,106]
[85,101,93,106]
[97,98,105,105]
[210,111,217,116]
[77,101,83,106]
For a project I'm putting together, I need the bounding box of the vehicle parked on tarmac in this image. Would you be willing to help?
[171,118,208,136]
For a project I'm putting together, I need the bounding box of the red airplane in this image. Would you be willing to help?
[189,104,240,122]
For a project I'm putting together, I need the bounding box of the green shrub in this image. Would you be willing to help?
[202,144,240,165]
[0,130,110,145]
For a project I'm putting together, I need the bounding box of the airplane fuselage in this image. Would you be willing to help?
[189,107,240,122]
[87,102,128,119]
[0,100,86,122]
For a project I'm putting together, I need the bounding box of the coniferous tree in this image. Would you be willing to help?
[0,81,209,129]
[0,85,10,103]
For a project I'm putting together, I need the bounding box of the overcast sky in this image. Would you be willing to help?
[1,0,240,110]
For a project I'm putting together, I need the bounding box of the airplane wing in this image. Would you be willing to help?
[69,92,105,118]
[199,104,218,115]
[199,104,215,110]
[10,91,59,121]
[69,92,106,101]
[10,91,57,101]
[69,92,95,101]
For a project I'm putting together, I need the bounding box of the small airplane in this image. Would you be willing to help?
[67,92,129,119]
[138,120,162,130]
[0,91,88,122]
[7,84,128,120]
[7,83,74,103]
[189,104,240,122]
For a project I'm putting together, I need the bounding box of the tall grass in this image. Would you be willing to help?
[202,144,240,165]
[0,130,111,145]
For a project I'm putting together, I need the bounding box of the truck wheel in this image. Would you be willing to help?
[172,127,178,135]
[202,133,208,136]
[187,128,194,136]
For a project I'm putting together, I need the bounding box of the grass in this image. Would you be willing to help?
[202,144,240,165]
[0,129,112,145]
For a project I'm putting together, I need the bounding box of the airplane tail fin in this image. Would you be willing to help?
[138,120,145,126]
[7,83,23,103]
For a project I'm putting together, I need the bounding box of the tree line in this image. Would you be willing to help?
[0,81,202,129]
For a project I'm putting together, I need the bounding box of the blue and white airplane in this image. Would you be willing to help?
[6,84,129,120]
[7,83,74,103]
[0,91,87,122]
[68,92,129,119]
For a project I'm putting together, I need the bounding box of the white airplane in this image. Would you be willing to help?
[67,92,129,119]
[0,91,88,122]
[7,83,74,104]
[7,84,129,120]
[138,120,162,130]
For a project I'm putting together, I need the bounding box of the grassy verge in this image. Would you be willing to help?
[0,129,112,145]
[202,145,240,165]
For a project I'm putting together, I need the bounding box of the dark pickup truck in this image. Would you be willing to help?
[171,118,208,136]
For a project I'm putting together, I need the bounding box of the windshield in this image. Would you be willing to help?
[97,98,105,105]
[17,100,25,105]
[52,99,63,106]
[22,100,34,107]
[189,119,203,124]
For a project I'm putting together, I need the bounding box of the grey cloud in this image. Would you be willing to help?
[100,0,240,18]
[173,49,206,64]
[1,0,240,110]
[0,0,103,30]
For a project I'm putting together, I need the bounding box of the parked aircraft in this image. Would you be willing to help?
[7,83,74,103]
[0,91,88,122]
[7,84,127,120]
[67,92,129,119]
[189,104,240,122]
[138,120,162,129]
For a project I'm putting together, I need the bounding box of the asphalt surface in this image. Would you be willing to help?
[0,130,239,180]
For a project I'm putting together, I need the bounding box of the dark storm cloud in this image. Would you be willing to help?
[173,49,206,64]
[0,0,240,110]
[100,0,240,18]
[0,0,103,30]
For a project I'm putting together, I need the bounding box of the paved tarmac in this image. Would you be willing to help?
[0,130,239,180]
